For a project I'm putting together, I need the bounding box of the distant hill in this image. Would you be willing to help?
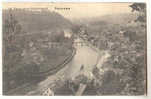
[93,13,137,24]
[73,13,136,26]
[73,13,137,36]
[3,9,73,33]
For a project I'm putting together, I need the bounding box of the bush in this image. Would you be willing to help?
[98,70,125,95]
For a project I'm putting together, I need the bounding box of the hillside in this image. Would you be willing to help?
[3,9,73,33]
[2,8,74,93]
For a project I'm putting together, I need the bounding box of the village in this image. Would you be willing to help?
[3,3,146,96]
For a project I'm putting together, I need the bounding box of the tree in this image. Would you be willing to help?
[71,24,81,34]
[3,9,22,71]
[129,3,146,22]
[3,9,23,91]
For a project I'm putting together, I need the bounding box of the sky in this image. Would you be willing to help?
[3,2,133,20]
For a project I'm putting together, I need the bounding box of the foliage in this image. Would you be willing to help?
[3,11,24,92]
[98,70,124,95]
[129,3,146,22]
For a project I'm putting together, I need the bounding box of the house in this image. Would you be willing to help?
[64,29,72,38]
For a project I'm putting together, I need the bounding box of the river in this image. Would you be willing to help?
[64,38,99,79]
[28,38,100,95]
[9,37,110,95]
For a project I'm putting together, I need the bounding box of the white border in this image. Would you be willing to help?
[1,0,147,2]
[0,0,151,99]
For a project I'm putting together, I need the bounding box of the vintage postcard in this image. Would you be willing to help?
[2,2,147,96]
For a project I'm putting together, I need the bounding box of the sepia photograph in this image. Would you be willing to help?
[2,2,147,96]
